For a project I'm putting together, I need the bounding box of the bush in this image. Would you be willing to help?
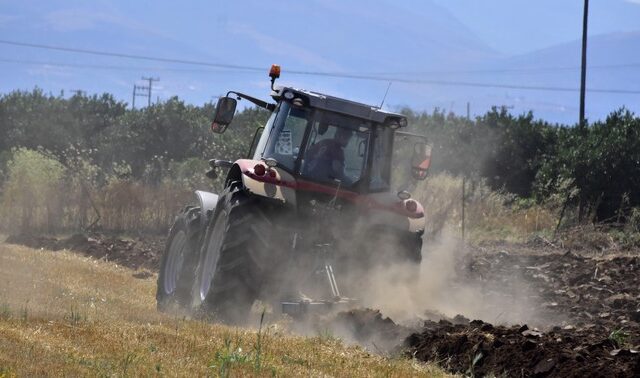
[0,148,65,233]
[536,108,640,223]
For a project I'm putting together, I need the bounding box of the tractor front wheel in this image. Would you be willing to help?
[156,207,203,312]
[191,183,286,324]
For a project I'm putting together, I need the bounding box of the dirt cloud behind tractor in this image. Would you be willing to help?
[355,229,548,327]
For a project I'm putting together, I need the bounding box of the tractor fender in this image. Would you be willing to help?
[226,159,297,206]
[364,207,425,234]
[358,192,425,234]
[195,190,219,227]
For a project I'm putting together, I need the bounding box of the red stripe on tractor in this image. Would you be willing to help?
[243,170,424,219]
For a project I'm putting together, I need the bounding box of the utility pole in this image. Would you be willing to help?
[466,102,470,120]
[132,84,147,109]
[142,76,160,107]
[579,0,589,130]
[132,76,160,109]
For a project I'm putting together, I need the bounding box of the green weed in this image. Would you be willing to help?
[0,303,10,319]
[609,327,630,348]
[0,366,14,378]
[66,304,87,325]
[120,352,139,376]
[254,309,266,373]
[210,337,250,378]
[20,301,28,322]
[316,328,340,344]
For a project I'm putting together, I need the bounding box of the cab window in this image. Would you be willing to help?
[262,102,310,172]
[301,113,370,187]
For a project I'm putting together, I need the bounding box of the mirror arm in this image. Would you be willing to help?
[395,130,428,142]
[226,91,276,111]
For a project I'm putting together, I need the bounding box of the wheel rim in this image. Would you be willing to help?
[200,210,226,301]
[163,230,186,295]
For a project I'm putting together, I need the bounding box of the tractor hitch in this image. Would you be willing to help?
[281,297,358,318]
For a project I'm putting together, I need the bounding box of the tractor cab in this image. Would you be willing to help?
[253,88,398,192]
[211,65,431,196]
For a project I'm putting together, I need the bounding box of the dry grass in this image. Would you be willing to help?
[414,173,557,243]
[0,243,450,377]
[0,179,192,234]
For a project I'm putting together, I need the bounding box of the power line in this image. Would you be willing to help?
[366,62,640,76]
[2,56,640,78]
[0,39,263,72]
[289,72,640,94]
[2,40,639,76]
[0,57,249,73]
[1,39,640,95]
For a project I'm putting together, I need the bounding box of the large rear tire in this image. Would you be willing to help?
[191,183,287,324]
[156,206,203,312]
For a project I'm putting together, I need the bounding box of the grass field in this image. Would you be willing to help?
[0,243,449,377]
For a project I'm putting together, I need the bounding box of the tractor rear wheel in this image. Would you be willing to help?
[191,183,287,324]
[156,206,203,312]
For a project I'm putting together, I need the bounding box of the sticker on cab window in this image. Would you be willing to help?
[275,129,293,155]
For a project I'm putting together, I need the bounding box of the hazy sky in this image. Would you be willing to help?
[0,0,639,123]
[431,0,640,54]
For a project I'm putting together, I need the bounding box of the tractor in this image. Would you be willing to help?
[156,65,431,323]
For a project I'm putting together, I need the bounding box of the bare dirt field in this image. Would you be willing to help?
[4,233,640,376]
[404,241,640,377]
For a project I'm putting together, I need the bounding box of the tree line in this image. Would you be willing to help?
[402,106,640,225]
[1,88,639,232]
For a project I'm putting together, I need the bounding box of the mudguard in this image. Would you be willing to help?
[228,159,297,206]
[362,192,426,234]
[195,190,219,227]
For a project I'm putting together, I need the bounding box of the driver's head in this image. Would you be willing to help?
[335,127,353,147]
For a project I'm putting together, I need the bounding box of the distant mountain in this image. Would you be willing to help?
[463,31,640,124]
[0,1,638,124]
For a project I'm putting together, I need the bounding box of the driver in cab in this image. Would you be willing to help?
[304,127,353,184]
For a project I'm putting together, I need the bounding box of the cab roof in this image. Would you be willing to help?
[272,86,407,125]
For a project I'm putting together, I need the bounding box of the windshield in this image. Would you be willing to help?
[259,101,371,188]
[259,102,310,171]
[301,115,370,186]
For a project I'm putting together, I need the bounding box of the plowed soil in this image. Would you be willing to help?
[6,233,640,376]
[5,233,163,274]
[401,243,640,377]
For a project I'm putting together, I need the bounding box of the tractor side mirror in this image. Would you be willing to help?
[410,142,431,181]
[211,97,237,134]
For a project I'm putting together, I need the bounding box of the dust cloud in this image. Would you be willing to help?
[355,229,546,328]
